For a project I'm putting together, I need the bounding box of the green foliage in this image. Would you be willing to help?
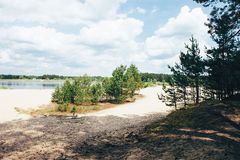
[141,73,172,82]
[52,86,64,104]
[163,78,181,110]
[102,77,112,99]
[52,64,142,106]
[193,0,240,99]
[125,64,142,97]
[168,36,204,104]
[71,105,77,116]
[91,83,104,104]
[104,64,142,103]
[143,82,155,88]
[110,65,127,103]
[73,76,92,105]
[62,80,74,103]
[57,103,68,112]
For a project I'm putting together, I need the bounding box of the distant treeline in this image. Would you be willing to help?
[0,74,103,80]
[140,73,172,82]
[0,73,172,82]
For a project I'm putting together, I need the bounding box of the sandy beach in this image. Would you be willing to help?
[0,86,171,123]
[0,89,53,123]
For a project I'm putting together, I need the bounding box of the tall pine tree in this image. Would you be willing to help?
[194,0,240,99]
[169,36,204,104]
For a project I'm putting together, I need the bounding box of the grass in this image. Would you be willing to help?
[142,82,156,88]
[16,102,115,117]
[16,93,144,117]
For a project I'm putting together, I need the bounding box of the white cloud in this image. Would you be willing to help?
[0,17,144,75]
[0,0,127,25]
[145,6,210,72]
[0,49,12,63]
[128,7,146,15]
[79,18,143,46]
[0,2,211,75]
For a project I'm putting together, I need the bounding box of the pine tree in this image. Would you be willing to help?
[194,0,240,99]
[125,64,142,98]
[169,36,204,104]
[109,65,127,103]
[169,65,190,106]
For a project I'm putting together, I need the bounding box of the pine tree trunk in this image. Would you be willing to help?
[196,79,199,104]
[183,87,187,107]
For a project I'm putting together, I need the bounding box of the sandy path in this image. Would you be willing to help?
[0,89,53,123]
[84,86,172,117]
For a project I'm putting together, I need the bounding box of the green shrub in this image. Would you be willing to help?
[52,65,142,105]
[62,80,74,103]
[52,86,64,103]
[73,76,92,105]
[57,103,68,112]
[71,105,77,116]
[103,64,142,103]
[91,83,103,104]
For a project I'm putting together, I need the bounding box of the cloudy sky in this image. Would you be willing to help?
[0,0,211,76]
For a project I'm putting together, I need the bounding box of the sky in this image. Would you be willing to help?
[0,0,211,76]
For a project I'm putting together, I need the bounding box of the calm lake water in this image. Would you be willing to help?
[0,80,64,89]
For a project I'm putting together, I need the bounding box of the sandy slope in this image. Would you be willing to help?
[0,89,53,123]
[84,86,172,117]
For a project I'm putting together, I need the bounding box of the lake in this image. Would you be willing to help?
[0,80,64,89]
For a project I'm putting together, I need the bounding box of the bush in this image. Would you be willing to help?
[71,105,77,116]
[51,64,142,106]
[52,80,74,104]
[52,86,64,103]
[91,83,103,104]
[62,80,74,103]
[57,103,68,112]
[104,64,142,103]
[73,76,92,105]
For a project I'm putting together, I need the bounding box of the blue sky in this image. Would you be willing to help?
[120,0,209,39]
[0,0,211,76]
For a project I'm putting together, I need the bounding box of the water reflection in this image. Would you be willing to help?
[0,80,64,89]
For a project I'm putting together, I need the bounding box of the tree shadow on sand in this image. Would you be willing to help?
[65,103,240,160]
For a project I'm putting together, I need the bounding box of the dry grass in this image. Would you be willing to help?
[16,93,144,117]
[16,102,116,117]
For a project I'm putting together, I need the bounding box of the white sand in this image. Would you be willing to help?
[0,86,171,123]
[0,89,53,123]
[83,86,172,118]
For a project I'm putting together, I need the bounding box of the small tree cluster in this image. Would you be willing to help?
[52,64,142,105]
[52,75,104,105]
[103,64,142,103]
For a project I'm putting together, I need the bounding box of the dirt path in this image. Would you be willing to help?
[84,86,172,117]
